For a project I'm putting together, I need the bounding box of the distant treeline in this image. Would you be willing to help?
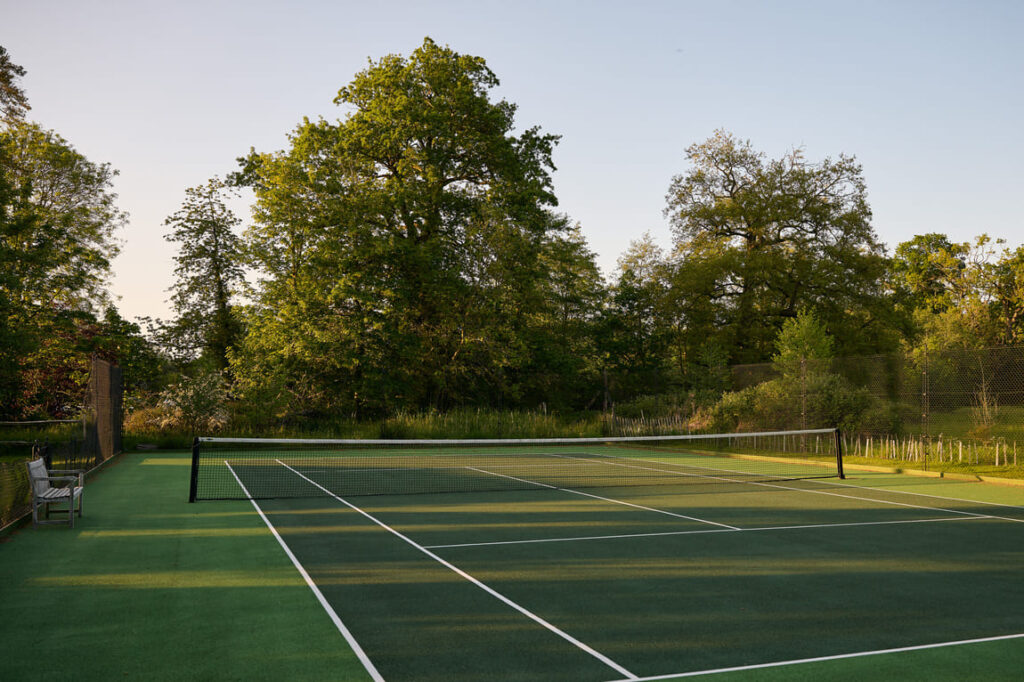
[2,40,1022,424]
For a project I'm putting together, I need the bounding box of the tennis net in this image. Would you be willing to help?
[188,428,844,501]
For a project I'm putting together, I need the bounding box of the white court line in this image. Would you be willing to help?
[465,466,558,489]
[423,515,991,550]
[556,450,1024,523]
[810,477,1024,517]
[467,466,739,530]
[277,460,638,681]
[605,632,1024,681]
[555,454,1016,522]
[224,462,384,682]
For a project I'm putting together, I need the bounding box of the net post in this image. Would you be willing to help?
[834,427,845,479]
[188,437,200,503]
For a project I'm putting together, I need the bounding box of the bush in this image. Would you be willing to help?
[706,371,898,434]
[123,404,172,436]
[158,370,229,436]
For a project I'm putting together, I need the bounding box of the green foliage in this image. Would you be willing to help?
[891,233,967,313]
[772,310,834,378]
[708,372,894,435]
[1,120,125,309]
[0,46,29,122]
[0,104,128,418]
[688,341,731,405]
[158,370,229,436]
[611,394,689,420]
[702,314,897,434]
[162,177,245,369]
[664,130,899,364]
[232,38,601,418]
[895,234,1024,352]
[601,234,673,402]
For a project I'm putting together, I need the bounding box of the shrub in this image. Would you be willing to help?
[706,371,898,435]
[158,370,229,436]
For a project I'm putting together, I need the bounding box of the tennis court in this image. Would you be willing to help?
[186,431,1024,681]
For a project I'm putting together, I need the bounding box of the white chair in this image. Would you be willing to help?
[25,458,84,528]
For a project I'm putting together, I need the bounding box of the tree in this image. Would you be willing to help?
[664,130,898,364]
[163,177,244,369]
[891,233,968,314]
[894,234,1009,351]
[772,309,834,378]
[521,220,607,408]
[1,121,125,310]
[989,245,1024,346]
[0,46,29,122]
[0,47,33,410]
[0,53,126,416]
[601,234,673,403]
[233,38,567,415]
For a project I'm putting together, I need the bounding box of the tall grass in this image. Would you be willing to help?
[124,407,612,447]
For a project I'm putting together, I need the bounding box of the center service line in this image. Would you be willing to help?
[465,465,740,530]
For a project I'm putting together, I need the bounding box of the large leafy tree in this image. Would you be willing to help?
[989,245,1024,346]
[664,130,898,364]
[162,177,244,369]
[0,46,32,409]
[234,38,576,415]
[601,234,674,402]
[891,233,968,314]
[0,47,128,417]
[894,234,1024,350]
[1,121,125,310]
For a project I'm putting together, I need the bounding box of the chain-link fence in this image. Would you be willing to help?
[1,357,123,531]
[727,346,1024,474]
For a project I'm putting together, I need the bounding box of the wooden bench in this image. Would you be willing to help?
[25,458,84,528]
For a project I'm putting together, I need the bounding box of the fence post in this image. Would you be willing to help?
[800,356,807,452]
[921,347,930,471]
[834,427,845,479]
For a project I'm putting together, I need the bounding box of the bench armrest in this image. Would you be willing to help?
[46,470,85,486]
[44,475,80,484]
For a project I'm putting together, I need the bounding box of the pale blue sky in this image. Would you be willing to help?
[4,0,1022,321]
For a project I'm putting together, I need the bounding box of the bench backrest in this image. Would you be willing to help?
[26,458,51,497]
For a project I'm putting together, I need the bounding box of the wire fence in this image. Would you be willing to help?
[604,346,1024,477]
[0,357,123,532]
[731,346,1024,474]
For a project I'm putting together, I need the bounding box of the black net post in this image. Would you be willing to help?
[834,427,845,479]
[188,437,200,503]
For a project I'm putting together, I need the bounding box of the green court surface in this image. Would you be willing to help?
[2,451,1023,681]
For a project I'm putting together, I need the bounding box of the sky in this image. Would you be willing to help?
[4,0,1023,322]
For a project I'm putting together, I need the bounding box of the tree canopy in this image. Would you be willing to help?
[4,38,1024,426]
[231,38,585,417]
[0,45,148,419]
[663,130,898,364]
[162,177,244,369]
